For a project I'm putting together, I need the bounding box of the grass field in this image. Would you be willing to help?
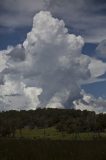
[0,128,106,160]
[0,139,106,160]
[16,127,106,140]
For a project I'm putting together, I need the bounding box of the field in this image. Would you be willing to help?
[0,139,106,160]
[16,127,106,140]
[0,128,106,160]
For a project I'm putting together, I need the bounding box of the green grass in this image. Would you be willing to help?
[16,127,106,140]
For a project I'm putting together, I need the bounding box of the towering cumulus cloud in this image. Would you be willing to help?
[0,11,106,112]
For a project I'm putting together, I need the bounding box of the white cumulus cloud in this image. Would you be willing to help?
[73,90,106,113]
[0,11,106,112]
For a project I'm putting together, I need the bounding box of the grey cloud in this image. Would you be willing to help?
[8,45,25,62]
[48,0,106,42]
[0,0,106,42]
[96,39,106,59]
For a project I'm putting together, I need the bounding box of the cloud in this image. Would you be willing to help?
[0,11,87,110]
[73,90,106,113]
[0,0,46,12]
[48,0,106,42]
[96,39,106,59]
[0,11,106,112]
[89,58,106,78]
[24,87,42,110]
[0,74,42,111]
[0,0,106,42]
[8,44,25,62]
[22,11,89,108]
[0,46,13,72]
[0,0,48,27]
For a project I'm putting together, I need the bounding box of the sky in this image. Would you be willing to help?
[0,0,106,112]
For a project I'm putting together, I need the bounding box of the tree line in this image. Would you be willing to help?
[0,108,106,137]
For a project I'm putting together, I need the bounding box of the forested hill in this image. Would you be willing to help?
[0,108,106,137]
